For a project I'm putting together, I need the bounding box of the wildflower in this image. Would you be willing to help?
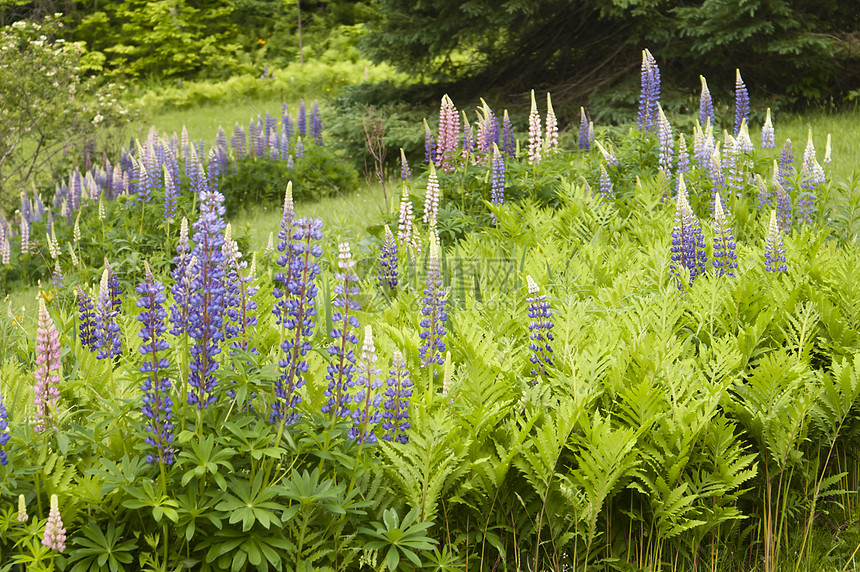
[712,194,738,277]
[34,299,61,433]
[324,242,361,420]
[528,90,542,165]
[734,69,749,136]
[296,136,303,159]
[221,226,258,352]
[17,495,27,522]
[349,326,383,444]
[764,210,787,273]
[94,267,122,360]
[0,392,9,465]
[169,218,192,336]
[669,175,707,287]
[824,133,831,166]
[400,148,412,180]
[677,134,690,175]
[501,109,515,159]
[798,129,821,225]
[476,99,499,156]
[699,76,714,129]
[379,227,399,291]
[381,350,412,443]
[436,95,460,172]
[544,93,558,154]
[595,140,619,168]
[76,285,97,350]
[638,49,661,134]
[41,494,66,552]
[423,163,441,227]
[424,118,436,163]
[762,108,775,149]
[775,180,792,233]
[297,98,307,136]
[737,120,754,153]
[490,143,505,210]
[598,164,613,200]
[419,239,447,368]
[271,218,324,424]
[756,173,771,210]
[578,107,591,150]
[461,113,475,159]
[778,139,795,194]
[20,214,30,255]
[526,275,554,377]
[657,104,673,183]
[104,259,123,315]
[310,100,323,145]
[136,263,174,465]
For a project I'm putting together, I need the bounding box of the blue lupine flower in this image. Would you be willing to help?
[764,211,787,273]
[170,218,192,337]
[722,134,741,209]
[798,129,819,225]
[578,107,591,150]
[310,101,323,145]
[757,173,771,210]
[136,264,174,465]
[778,139,795,194]
[379,226,399,291]
[187,190,228,409]
[163,165,178,220]
[323,242,361,420]
[501,110,515,159]
[349,326,383,444]
[677,134,690,176]
[657,104,673,184]
[297,99,307,137]
[490,143,505,210]
[526,275,554,378]
[400,148,412,180]
[105,259,122,316]
[638,49,661,134]
[221,224,258,348]
[734,69,750,137]
[295,136,303,159]
[762,108,775,149]
[94,267,122,360]
[419,239,447,368]
[775,179,793,233]
[598,164,613,199]
[382,350,412,444]
[712,194,737,277]
[699,76,714,129]
[0,392,9,465]
[271,218,324,424]
[231,123,246,160]
[76,285,97,350]
[424,118,436,164]
[670,176,708,288]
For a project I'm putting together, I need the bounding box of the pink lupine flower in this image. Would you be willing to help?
[34,299,61,433]
[42,494,66,552]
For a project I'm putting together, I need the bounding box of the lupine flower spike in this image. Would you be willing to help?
[400,148,412,180]
[526,275,554,379]
[423,163,441,226]
[638,49,661,133]
[382,350,412,443]
[95,267,122,360]
[761,108,775,149]
[324,242,361,420]
[699,76,714,128]
[42,494,66,552]
[669,175,707,288]
[350,326,383,444]
[76,285,97,350]
[419,238,447,369]
[137,262,174,465]
[734,69,750,136]
[379,226,399,291]
[578,107,591,150]
[423,118,436,164]
[598,164,613,200]
[501,110,515,158]
[528,90,542,165]
[824,133,831,167]
[0,392,9,465]
[764,210,787,273]
[397,185,419,259]
[657,104,674,191]
[34,298,61,433]
[17,495,27,522]
[778,139,795,194]
[490,143,506,213]
[712,194,738,277]
[544,92,558,154]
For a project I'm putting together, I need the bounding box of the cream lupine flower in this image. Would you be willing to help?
[528,90,542,165]
[544,92,558,155]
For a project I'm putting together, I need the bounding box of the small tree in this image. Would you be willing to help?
[0,15,133,213]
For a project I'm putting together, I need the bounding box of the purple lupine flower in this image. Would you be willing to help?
[271,218,324,424]
[379,226,399,290]
[598,164,613,200]
[528,90,542,165]
[221,224,258,348]
[163,166,178,220]
[323,242,361,420]
[94,267,122,360]
[578,107,591,150]
[0,392,9,465]
[699,75,714,129]
[778,139,795,194]
[419,239,447,368]
[490,143,505,211]
[42,495,66,552]
[764,211,787,272]
[677,134,690,176]
[34,299,61,433]
[461,113,475,160]
[105,258,122,315]
[693,119,714,168]
[423,164,441,226]
[762,108,775,149]
[669,176,708,288]
[476,99,499,157]
[136,263,174,465]
[170,218,192,337]
[436,95,459,172]
[638,49,661,134]
[774,176,793,234]
[295,136,304,159]
[757,173,771,210]
[51,259,63,288]
[595,140,619,168]
[657,104,674,186]
[526,275,554,378]
[349,326,383,444]
[186,190,228,409]
[798,129,819,225]
[231,123,246,160]
[400,148,412,180]
[501,109,515,159]
[310,101,323,145]
[297,98,307,137]
[710,148,727,217]
[424,118,436,164]
[381,350,412,443]
[722,133,741,208]
[734,69,750,137]
[76,285,97,350]
[544,93,558,155]
[712,194,737,277]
